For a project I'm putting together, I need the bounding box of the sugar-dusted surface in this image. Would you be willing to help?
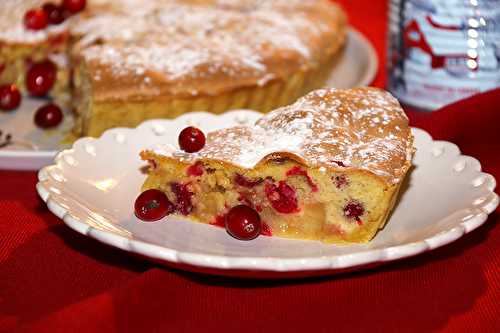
[1,0,345,101]
[71,0,346,100]
[150,88,414,184]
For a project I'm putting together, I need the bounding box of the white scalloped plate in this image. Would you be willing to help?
[1,28,377,171]
[36,110,498,278]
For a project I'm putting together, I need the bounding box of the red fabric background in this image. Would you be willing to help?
[1,1,499,332]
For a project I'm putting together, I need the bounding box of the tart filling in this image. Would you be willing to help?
[140,155,400,243]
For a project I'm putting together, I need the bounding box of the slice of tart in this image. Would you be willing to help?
[139,87,414,244]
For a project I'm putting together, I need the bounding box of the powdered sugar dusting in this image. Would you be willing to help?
[0,0,345,99]
[150,88,414,184]
[73,0,344,85]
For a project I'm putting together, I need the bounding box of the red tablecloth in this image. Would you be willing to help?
[1,1,499,332]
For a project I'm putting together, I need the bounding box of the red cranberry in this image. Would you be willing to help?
[34,103,63,128]
[343,200,364,222]
[62,0,86,13]
[286,166,318,192]
[234,173,264,188]
[0,84,22,111]
[225,205,261,241]
[178,126,206,153]
[333,174,349,189]
[332,160,346,167]
[187,161,204,177]
[261,222,272,236]
[43,3,65,25]
[26,60,57,96]
[265,181,299,214]
[135,189,174,222]
[171,182,194,215]
[24,8,48,30]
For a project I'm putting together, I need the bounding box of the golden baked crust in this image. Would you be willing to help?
[140,88,414,243]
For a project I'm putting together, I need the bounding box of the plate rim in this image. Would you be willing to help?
[36,112,499,275]
[348,28,378,88]
[1,27,377,170]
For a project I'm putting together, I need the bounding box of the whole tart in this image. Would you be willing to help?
[0,0,346,137]
[140,88,414,244]
[70,0,347,137]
